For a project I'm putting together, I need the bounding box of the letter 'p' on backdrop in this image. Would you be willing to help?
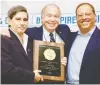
[0,0,100,31]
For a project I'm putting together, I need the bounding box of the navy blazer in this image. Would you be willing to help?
[66,27,100,84]
[25,24,71,83]
[1,29,34,84]
[26,24,70,42]
[26,24,71,56]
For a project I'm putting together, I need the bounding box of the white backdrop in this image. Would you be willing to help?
[0,0,100,31]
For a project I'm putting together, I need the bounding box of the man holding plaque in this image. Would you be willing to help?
[26,3,71,84]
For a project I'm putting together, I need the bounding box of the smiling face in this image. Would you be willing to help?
[8,12,28,36]
[41,4,61,32]
[76,4,96,34]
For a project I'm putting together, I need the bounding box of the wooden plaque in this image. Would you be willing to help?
[33,40,65,81]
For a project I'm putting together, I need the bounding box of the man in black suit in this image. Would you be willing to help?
[1,5,43,84]
[26,4,71,84]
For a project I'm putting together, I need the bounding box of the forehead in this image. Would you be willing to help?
[13,12,28,18]
[44,5,60,14]
[77,4,93,13]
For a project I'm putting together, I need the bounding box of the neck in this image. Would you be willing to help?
[47,29,55,33]
[18,33,24,43]
[80,28,94,35]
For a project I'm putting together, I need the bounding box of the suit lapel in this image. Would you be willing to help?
[56,26,66,42]
[81,27,100,66]
[26,38,33,64]
[9,29,32,63]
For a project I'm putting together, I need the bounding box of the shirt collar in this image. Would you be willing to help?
[10,28,28,44]
[43,27,56,36]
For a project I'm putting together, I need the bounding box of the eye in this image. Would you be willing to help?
[78,14,83,17]
[46,14,52,17]
[85,13,91,16]
[54,15,59,18]
[16,18,21,20]
[23,18,28,21]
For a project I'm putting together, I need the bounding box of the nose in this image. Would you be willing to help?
[20,20,25,25]
[82,14,87,19]
[50,16,56,21]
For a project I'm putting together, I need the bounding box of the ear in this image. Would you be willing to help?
[41,15,44,24]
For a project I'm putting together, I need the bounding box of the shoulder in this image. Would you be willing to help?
[25,26,42,34]
[56,24,71,35]
[1,35,12,48]
[57,24,70,32]
[26,26,42,32]
[25,26,43,39]
[1,35,11,42]
[58,24,69,29]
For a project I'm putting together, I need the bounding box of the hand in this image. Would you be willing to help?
[1,28,10,37]
[33,70,44,83]
[98,25,100,30]
[61,57,67,66]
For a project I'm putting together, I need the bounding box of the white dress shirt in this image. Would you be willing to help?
[10,28,28,54]
[42,27,64,44]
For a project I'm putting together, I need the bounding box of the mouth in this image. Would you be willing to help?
[81,19,90,23]
[18,27,26,30]
[48,23,57,27]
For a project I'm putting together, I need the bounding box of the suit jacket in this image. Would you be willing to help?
[25,24,71,83]
[26,24,71,56]
[66,27,100,84]
[1,29,34,84]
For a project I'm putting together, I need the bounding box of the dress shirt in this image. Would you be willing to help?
[43,27,64,44]
[10,28,28,54]
[67,26,96,84]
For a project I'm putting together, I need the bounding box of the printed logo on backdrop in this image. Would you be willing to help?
[0,12,100,30]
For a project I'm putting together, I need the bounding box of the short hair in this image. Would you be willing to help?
[41,3,61,16]
[76,3,95,15]
[8,5,28,19]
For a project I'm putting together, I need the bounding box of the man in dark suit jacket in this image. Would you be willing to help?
[66,3,100,84]
[26,24,70,44]
[25,4,71,84]
[26,24,70,55]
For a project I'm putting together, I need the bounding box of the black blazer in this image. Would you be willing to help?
[26,24,71,56]
[1,29,34,84]
[25,24,71,83]
[26,24,70,43]
[66,27,100,84]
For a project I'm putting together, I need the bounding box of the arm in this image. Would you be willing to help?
[1,35,34,84]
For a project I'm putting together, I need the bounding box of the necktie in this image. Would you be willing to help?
[49,33,55,42]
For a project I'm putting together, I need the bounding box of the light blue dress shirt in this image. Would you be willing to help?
[67,26,96,84]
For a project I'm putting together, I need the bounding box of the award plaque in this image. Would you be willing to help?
[33,40,65,81]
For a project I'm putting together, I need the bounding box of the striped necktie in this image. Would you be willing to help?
[49,33,55,42]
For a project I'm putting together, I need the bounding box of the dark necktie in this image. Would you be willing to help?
[49,33,55,42]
